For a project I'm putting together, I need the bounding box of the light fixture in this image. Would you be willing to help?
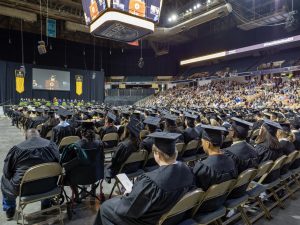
[180,51,226,65]
[193,6,197,10]
[171,14,177,21]
[197,3,201,8]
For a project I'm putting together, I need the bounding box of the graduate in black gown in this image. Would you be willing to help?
[40,110,59,138]
[254,119,283,164]
[291,117,300,150]
[51,109,75,145]
[139,116,161,153]
[105,117,142,180]
[99,112,118,148]
[1,129,59,219]
[223,117,259,174]
[94,132,195,225]
[163,114,184,143]
[193,125,238,212]
[183,113,199,144]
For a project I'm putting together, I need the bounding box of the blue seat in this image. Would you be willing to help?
[224,195,249,209]
[194,206,226,224]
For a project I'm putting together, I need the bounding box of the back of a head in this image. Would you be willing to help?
[255,126,280,150]
[26,129,40,139]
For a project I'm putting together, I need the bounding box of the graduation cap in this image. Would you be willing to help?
[127,117,143,138]
[231,117,253,139]
[36,108,44,114]
[280,123,291,133]
[184,113,197,120]
[263,119,282,136]
[201,125,227,147]
[57,108,72,117]
[107,112,117,122]
[143,116,160,127]
[79,120,95,129]
[147,132,181,156]
[164,114,178,124]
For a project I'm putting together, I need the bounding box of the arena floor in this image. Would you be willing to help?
[0,117,300,225]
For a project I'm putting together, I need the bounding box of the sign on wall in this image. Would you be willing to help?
[47,18,57,38]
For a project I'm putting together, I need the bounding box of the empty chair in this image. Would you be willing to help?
[16,163,63,225]
[176,142,185,155]
[102,133,119,153]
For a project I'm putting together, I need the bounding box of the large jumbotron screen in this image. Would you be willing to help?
[32,68,71,91]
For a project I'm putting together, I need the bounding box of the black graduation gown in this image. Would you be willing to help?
[193,154,238,212]
[40,119,59,138]
[293,131,300,150]
[30,116,47,128]
[223,141,259,173]
[51,124,75,145]
[254,144,283,183]
[139,137,154,153]
[1,137,60,197]
[95,162,195,225]
[183,127,199,144]
[195,125,204,139]
[106,139,138,178]
[254,144,283,164]
[279,140,296,174]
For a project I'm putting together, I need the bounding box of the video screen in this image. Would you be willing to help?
[32,68,70,91]
[112,0,162,22]
[82,0,107,25]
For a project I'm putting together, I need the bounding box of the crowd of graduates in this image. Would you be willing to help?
[2,76,300,224]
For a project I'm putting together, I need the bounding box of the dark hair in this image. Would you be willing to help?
[81,128,95,142]
[59,115,66,121]
[107,118,114,123]
[255,126,280,150]
[186,118,195,128]
[232,126,248,140]
[147,124,157,133]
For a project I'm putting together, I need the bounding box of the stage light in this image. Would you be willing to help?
[197,3,201,8]
[171,14,177,21]
[193,6,197,10]
[189,8,192,12]
[186,10,189,13]
[168,17,172,22]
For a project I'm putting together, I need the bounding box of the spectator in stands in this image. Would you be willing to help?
[51,109,75,145]
[94,132,195,225]
[193,125,238,212]
[1,129,60,220]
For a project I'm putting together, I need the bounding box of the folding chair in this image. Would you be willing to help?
[46,130,53,140]
[181,140,201,164]
[192,179,236,225]
[158,189,205,225]
[102,133,119,161]
[58,136,80,152]
[291,151,300,191]
[143,151,159,172]
[17,163,63,225]
[246,161,274,221]
[36,123,43,133]
[280,151,299,199]
[176,142,186,155]
[224,169,258,225]
[109,150,148,198]
[258,156,288,209]
[62,147,104,219]
[140,130,150,141]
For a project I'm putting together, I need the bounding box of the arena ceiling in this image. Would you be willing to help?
[0,0,298,49]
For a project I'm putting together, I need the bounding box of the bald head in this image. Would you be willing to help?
[25,129,40,140]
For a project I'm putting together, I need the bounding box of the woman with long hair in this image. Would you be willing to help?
[255,120,283,164]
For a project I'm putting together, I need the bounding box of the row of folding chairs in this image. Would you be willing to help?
[155,150,300,225]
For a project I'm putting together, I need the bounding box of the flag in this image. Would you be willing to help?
[15,70,25,94]
[76,75,83,96]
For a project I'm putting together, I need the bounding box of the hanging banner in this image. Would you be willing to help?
[15,70,25,94]
[75,75,83,96]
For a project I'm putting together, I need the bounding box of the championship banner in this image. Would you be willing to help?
[15,70,25,94]
[75,75,83,96]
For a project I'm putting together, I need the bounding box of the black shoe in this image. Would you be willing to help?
[6,208,15,220]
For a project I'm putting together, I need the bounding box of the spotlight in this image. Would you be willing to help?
[189,8,192,12]
[193,6,197,10]
[171,14,177,21]
[186,10,189,13]
[168,17,172,22]
[197,3,201,8]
